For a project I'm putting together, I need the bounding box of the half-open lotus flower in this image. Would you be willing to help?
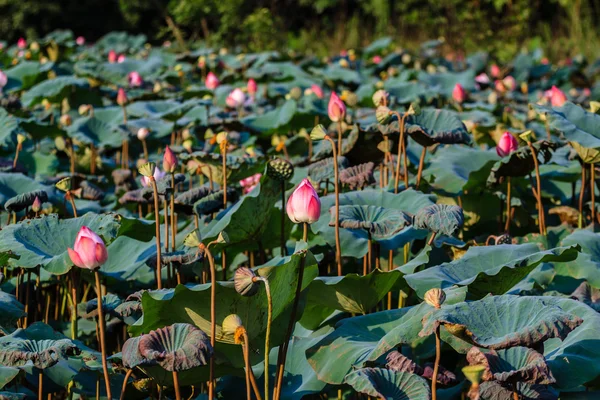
[247,78,257,96]
[452,83,467,103]
[548,85,567,107]
[328,92,346,122]
[137,127,150,140]
[311,84,324,99]
[0,70,7,91]
[205,72,219,90]
[226,88,245,108]
[67,226,108,270]
[372,55,382,64]
[128,71,143,87]
[108,50,117,63]
[497,132,519,157]
[141,166,166,187]
[239,173,261,195]
[475,73,490,85]
[286,178,321,224]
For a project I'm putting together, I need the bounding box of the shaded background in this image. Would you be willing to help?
[1,0,598,60]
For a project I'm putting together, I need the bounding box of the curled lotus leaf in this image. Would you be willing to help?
[329,205,412,240]
[570,281,600,312]
[479,381,558,400]
[193,189,237,216]
[421,363,458,385]
[79,294,122,319]
[119,188,151,205]
[467,346,555,385]
[4,190,48,212]
[308,156,349,184]
[112,168,136,192]
[79,181,105,201]
[339,162,376,190]
[115,290,147,319]
[141,173,186,199]
[405,108,472,147]
[0,392,27,400]
[175,186,220,214]
[147,250,202,268]
[345,368,431,400]
[386,351,424,375]
[486,141,555,187]
[420,295,583,350]
[0,334,79,369]
[413,204,464,236]
[548,206,579,226]
[122,323,213,372]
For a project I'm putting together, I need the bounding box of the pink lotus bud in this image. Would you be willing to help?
[541,57,549,65]
[372,55,382,64]
[286,178,321,224]
[108,50,117,63]
[67,226,108,270]
[584,88,592,97]
[311,84,324,99]
[239,173,262,194]
[163,41,172,48]
[549,86,567,107]
[226,88,246,108]
[76,36,85,46]
[128,71,143,87]
[163,145,178,173]
[452,83,467,103]
[340,50,348,57]
[490,64,500,78]
[17,38,26,49]
[0,70,7,90]
[497,132,519,157]
[141,167,165,187]
[475,73,490,85]
[494,80,505,93]
[502,76,517,91]
[205,72,219,90]
[137,127,150,141]
[116,88,128,106]
[247,79,257,96]
[328,92,346,122]
[32,196,42,213]
[117,54,126,63]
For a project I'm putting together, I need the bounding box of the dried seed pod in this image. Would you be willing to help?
[424,288,446,309]
[376,105,392,124]
[267,158,294,181]
[234,267,259,297]
[372,89,388,107]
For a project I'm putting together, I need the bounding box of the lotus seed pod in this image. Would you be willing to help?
[183,230,202,248]
[372,90,388,107]
[138,162,156,178]
[376,106,392,124]
[215,231,229,244]
[310,124,328,141]
[267,158,294,181]
[16,133,26,145]
[495,233,512,245]
[462,365,486,385]
[344,92,358,107]
[424,288,446,309]
[234,267,259,296]
[407,102,421,116]
[55,177,72,192]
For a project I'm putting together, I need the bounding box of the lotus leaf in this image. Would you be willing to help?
[345,368,431,400]
[405,108,471,147]
[412,204,464,237]
[4,190,48,212]
[330,205,412,240]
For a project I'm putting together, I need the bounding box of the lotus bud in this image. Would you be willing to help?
[452,83,467,103]
[372,55,382,64]
[205,72,219,90]
[496,132,518,157]
[372,90,388,107]
[310,124,328,141]
[339,58,349,68]
[490,64,500,78]
[32,196,42,213]
[591,101,600,114]
[488,91,498,105]
[247,79,257,96]
[344,92,358,107]
[426,64,437,74]
[128,71,143,87]
[289,87,302,100]
[138,161,156,178]
[117,54,126,63]
[68,226,108,270]
[153,82,162,93]
[216,131,228,145]
[475,73,490,85]
[76,36,85,46]
[549,85,567,107]
[162,145,178,173]
[226,88,245,108]
[375,81,384,89]
[55,177,72,192]
[137,127,150,141]
[267,158,294,181]
[59,114,72,127]
[116,88,128,106]
[234,267,260,296]
[311,84,324,99]
[401,53,411,64]
[240,173,262,194]
[183,230,202,248]
[108,50,117,63]
[16,134,26,145]
[424,288,446,309]
[197,56,206,68]
[502,76,517,91]
[286,178,321,224]
[0,70,7,91]
[376,106,392,124]
[328,92,346,122]
[222,314,245,344]
[17,38,26,49]
[41,99,52,110]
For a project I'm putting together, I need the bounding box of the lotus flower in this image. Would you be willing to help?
[117,54,126,63]
[490,64,500,78]
[502,76,517,91]
[108,50,117,63]
[452,83,466,103]
[0,70,7,92]
[372,55,382,64]
[68,226,108,270]
[226,88,245,108]
[239,173,261,195]
[32,196,42,213]
[311,84,324,99]
[548,85,567,107]
[116,88,127,106]
[76,36,85,46]
[497,132,519,157]
[128,71,143,87]
[17,38,26,49]
[163,146,178,173]
[475,73,490,85]
[137,127,150,140]
[205,72,219,90]
[286,178,321,224]
[328,92,346,122]
[141,166,166,187]
[247,79,257,96]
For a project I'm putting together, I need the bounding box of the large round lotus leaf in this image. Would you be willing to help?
[570,281,600,311]
[405,108,471,147]
[80,294,122,319]
[308,156,349,184]
[126,100,192,121]
[423,146,499,196]
[345,368,431,400]
[418,69,477,95]
[122,323,212,372]
[95,31,147,53]
[21,76,89,107]
[467,346,554,385]
[330,205,412,240]
[313,189,435,258]
[404,243,580,298]
[310,64,361,85]
[4,190,48,212]
[0,292,26,335]
[532,102,600,150]
[486,141,554,186]
[412,204,464,236]
[0,366,20,390]
[479,381,558,400]
[3,61,42,93]
[66,116,128,148]
[385,81,429,104]
[241,100,297,135]
[420,295,583,350]
[0,108,21,149]
[0,173,55,206]
[0,213,151,274]
[0,330,79,369]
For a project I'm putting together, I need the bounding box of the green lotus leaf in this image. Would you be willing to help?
[0,391,27,400]
[307,156,349,184]
[420,295,583,349]
[570,282,600,311]
[3,62,42,93]
[404,108,471,147]
[532,102,600,150]
[486,140,555,187]
[413,204,464,237]
[310,64,361,85]
[21,76,89,107]
[0,173,55,206]
[125,118,175,139]
[404,243,580,298]
[467,346,554,385]
[0,292,26,335]
[0,108,22,149]
[79,294,122,319]
[95,31,147,54]
[241,100,299,135]
[418,69,477,96]
[4,190,48,212]
[0,366,20,390]
[331,205,412,240]
[384,81,429,104]
[122,323,212,372]
[478,381,558,400]
[66,116,128,148]
[345,368,431,400]
[126,100,192,121]
[0,330,79,369]
[193,189,237,216]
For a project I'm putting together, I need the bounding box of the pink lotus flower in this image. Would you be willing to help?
[137,127,150,140]
[286,178,321,224]
[163,146,178,173]
[141,166,166,187]
[32,196,42,213]
[17,38,26,49]
[117,54,126,63]
[0,70,7,91]
[452,83,466,103]
[372,55,382,64]
[475,73,490,85]
[108,50,117,63]
[584,88,592,97]
[328,92,346,122]
[239,173,262,194]
[311,84,324,99]
[116,88,127,106]
[502,76,517,91]
[128,71,143,87]
[247,79,257,96]
[76,36,85,46]
[226,88,246,108]
[548,86,567,107]
[490,64,500,78]
[205,72,219,90]
[67,226,108,270]
[497,132,519,157]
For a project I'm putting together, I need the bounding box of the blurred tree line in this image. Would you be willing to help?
[1,0,598,60]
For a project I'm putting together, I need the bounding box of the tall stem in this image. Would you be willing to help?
[242,331,263,400]
[579,165,586,229]
[150,178,162,289]
[13,143,21,169]
[164,199,170,254]
[67,192,78,218]
[427,232,438,247]
[141,139,149,160]
[432,326,441,400]
[120,369,133,400]
[259,277,273,400]
[527,141,545,235]
[205,244,217,400]
[392,112,408,193]
[172,371,181,400]
[171,174,176,252]
[325,137,342,276]
[38,370,43,400]
[69,140,76,175]
[591,164,596,224]
[90,143,96,175]
[337,121,343,156]
[274,223,308,400]
[280,181,286,257]
[222,143,228,206]
[94,270,113,400]
[505,177,512,233]
[416,147,427,189]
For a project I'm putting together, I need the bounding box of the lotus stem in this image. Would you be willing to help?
[432,325,441,400]
[38,370,43,400]
[280,181,286,257]
[241,330,263,400]
[120,369,133,400]
[337,121,343,156]
[324,136,342,276]
[90,143,97,175]
[68,272,78,340]
[526,141,545,235]
[204,241,218,400]
[392,112,409,193]
[274,223,308,400]
[141,138,149,160]
[68,140,76,175]
[221,141,227,206]
[170,174,176,252]
[172,370,181,400]
[150,178,163,289]
[66,191,78,218]
[13,142,22,169]
[416,147,427,189]
[591,164,596,224]
[24,271,30,328]
[505,177,512,233]
[427,232,437,247]
[94,270,113,400]
[367,232,372,275]
[256,277,273,400]
[579,165,586,229]
[512,389,519,400]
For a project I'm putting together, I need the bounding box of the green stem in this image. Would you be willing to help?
[205,242,218,400]
[258,277,273,400]
[150,178,162,289]
[94,270,112,400]
[432,326,441,400]
[325,136,342,276]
